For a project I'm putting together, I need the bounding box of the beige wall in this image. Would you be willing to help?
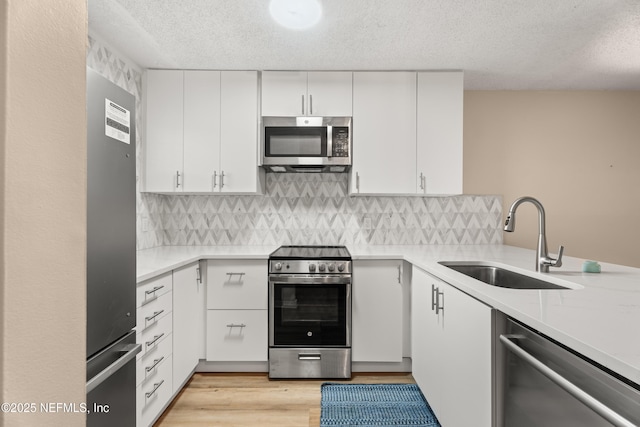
[464,91,640,268]
[1,2,87,426]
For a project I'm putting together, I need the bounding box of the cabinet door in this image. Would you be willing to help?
[172,262,202,392]
[206,260,267,310]
[411,267,443,416]
[261,71,307,116]
[307,72,353,116]
[439,280,492,427]
[144,70,184,193]
[352,260,403,362]
[183,71,221,192]
[206,309,268,361]
[417,72,463,195]
[352,72,417,194]
[220,71,260,193]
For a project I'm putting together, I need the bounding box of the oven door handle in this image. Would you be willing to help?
[269,275,351,285]
[500,334,636,427]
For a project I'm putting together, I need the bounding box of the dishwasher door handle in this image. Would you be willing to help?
[500,334,636,427]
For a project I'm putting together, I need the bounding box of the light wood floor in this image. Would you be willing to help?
[154,372,415,427]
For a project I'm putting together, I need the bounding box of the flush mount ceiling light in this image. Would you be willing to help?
[269,0,322,30]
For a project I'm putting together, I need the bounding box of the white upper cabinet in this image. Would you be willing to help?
[261,71,352,116]
[350,71,463,196]
[144,70,184,193]
[183,71,221,192]
[144,70,262,194]
[219,71,261,193]
[351,72,417,194]
[417,72,463,195]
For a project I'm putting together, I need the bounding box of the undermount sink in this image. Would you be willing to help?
[438,261,574,290]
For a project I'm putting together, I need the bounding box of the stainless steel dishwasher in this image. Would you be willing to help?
[499,318,640,427]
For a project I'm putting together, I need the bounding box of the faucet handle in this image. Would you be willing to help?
[551,245,564,267]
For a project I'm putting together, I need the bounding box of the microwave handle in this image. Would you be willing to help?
[327,125,333,158]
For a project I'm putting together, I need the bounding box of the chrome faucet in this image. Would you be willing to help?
[504,196,564,272]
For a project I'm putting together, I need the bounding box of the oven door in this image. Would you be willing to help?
[269,275,351,348]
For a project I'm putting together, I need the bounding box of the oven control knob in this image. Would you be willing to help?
[328,263,335,272]
[318,264,326,272]
[274,262,282,271]
[309,264,316,272]
[337,263,345,272]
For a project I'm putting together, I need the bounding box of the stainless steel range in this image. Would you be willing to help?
[268,245,352,379]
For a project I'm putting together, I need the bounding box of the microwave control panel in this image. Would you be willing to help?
[332,127,350,157]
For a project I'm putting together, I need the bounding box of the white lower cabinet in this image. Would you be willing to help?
[136,272,174,427]
[205,259,268,363]
[205,310,268,361]
[172,262,205,393]
[411,266,493,427]
[137,354,173,427]
[352,260,405,362]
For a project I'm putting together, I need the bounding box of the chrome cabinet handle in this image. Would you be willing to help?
[301,94,305,115]
[143,285,164,306]
[226,272,245,279]
[356,172,360,193]
[213,171,217,189]
[431,284,437,311]
[176,171,181,188]
[419,173,425,191]
[397,265,402,284]
[220,171,225,189]
[500,335,636,427]
[145,285,164,295]
[145,310,164,323]
[226,323,246,328]
[145,380,165,399]
[145,356,165,373]
[310,94,313,115]
[145,333,165,348]
[435,288,444,315]
[196,266,202,284]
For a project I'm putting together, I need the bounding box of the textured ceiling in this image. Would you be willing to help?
[89,0,640,89]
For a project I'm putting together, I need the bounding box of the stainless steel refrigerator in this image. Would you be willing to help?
[86,68,140,427]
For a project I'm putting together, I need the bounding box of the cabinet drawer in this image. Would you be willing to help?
[206,260,267,309]
[206,310,267,362]
[136,331,172,387]
[137,354,173,427]
[137,290,172,333]
[138,311,172,359]
[137,272,173,308]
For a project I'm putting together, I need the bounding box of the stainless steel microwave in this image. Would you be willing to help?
[261,116,352,173]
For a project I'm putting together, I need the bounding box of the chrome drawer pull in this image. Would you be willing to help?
[226,323,246,328]
[145,285,164,295]
[299,353,321,361]
[142,285,164,306]
[146,333,165,348]
[226,272,245,278]
[145,310,164,323]
[145,356,165,373]
[145,380,164,399]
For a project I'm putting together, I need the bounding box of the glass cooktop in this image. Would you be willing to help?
[269,245,351,260]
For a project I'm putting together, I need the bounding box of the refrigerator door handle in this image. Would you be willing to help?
[86,343,141,394]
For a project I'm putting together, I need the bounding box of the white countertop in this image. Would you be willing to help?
[137,244,640,384]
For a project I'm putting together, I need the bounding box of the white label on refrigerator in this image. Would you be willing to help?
[105,98,131,144]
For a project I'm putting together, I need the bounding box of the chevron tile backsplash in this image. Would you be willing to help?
[88,36,503,248]
[151,174,503,246]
